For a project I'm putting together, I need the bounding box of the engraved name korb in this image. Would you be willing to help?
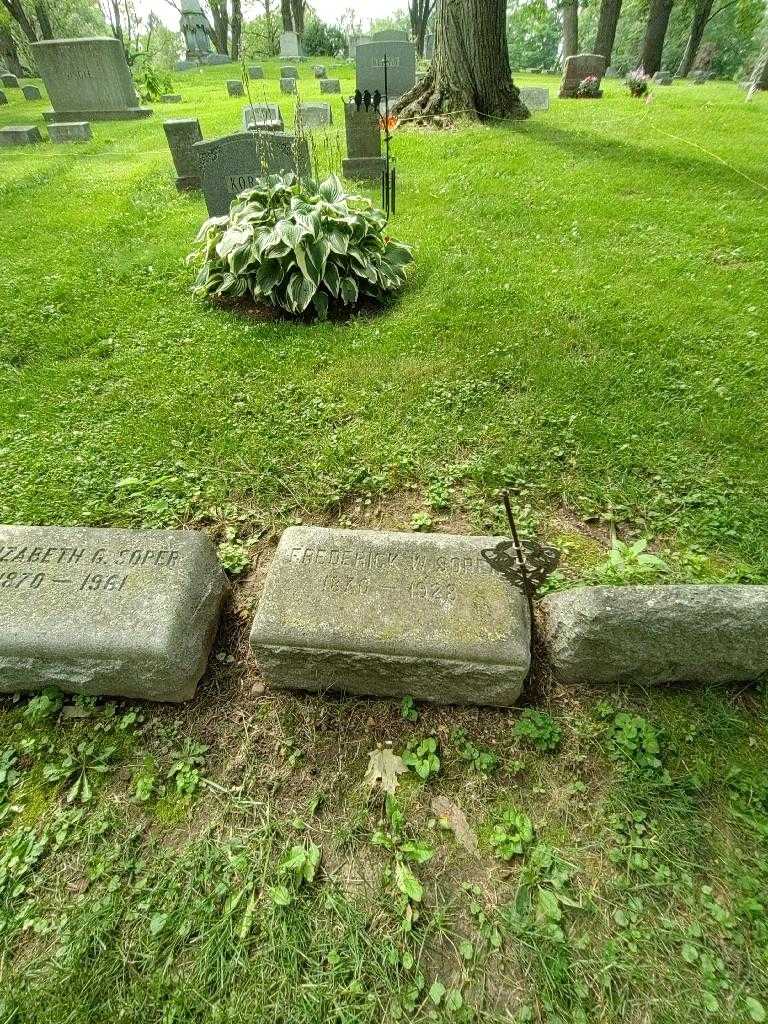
[481,539,560,594]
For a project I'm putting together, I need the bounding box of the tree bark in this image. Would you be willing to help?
[290,0,304,34]
[749,45,768,91]
[639,0,674,74]
[208,0,229,54]
[280,0,291,30]
[230,0,241,58]
[0,21,24,75]
[34,1,53,38]
[676,0,713,76]
[409,0,435,57]
[562,0,579,59]
[393,0,529,123]
[0,0,39,43]
[594,0,622,64]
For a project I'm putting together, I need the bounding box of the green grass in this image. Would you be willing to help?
[1,60,768,1022]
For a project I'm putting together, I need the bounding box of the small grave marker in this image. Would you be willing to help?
[250,527,530,706]
[0,73,19,88]
[280,77,297,93]
[342,97,384,180]
[0,125,43,145]
[226,79,244,97]
[313,65,327,78]
[160,93,183,102]
[297,101,332,128]
[22,84,42,100]
[519,86,549,112]
[163,117,203,189]
[559,53,606,98]
[248,65,264,79]
[242,103,283,132]
[280,65,299,79]
[320,78,340,94]
[48,121,92,143]
[0,525,228,702]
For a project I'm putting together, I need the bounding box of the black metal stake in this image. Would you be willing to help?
[502,490,536,644]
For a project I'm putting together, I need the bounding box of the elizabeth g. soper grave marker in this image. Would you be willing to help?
[250,527,531,706]
[0,525,228,702]
[31,37,152,122]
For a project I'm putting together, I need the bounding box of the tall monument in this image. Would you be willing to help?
[180,0,213,62]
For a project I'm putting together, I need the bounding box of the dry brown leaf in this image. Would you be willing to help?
[364,746,407,796]
[431,796,479,856]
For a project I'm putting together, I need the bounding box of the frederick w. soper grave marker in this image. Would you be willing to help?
[0,525,228,702]
[31,37,152,122]
[250,526,530,706]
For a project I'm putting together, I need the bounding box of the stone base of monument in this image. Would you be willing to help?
[0,525,229,702]
[48,121,92,144]
[43,107,151,123]
[250,527,530,707]
[342,156,386,181]
[0,125,43,146]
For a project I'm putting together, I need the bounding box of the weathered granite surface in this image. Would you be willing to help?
[248,66,264,78]
[250,526,530,706]
[32,37,152,121]
[297,101,332,128]
[355,39,416,96]
[48,121,92,143]
[0,525,228,701]
[519,86,549,112]
[280,65,299,78]
[226,79,244,97]
[242,103,283,131]
[0,73,19,88]
[279,31,304,57]
[0,125,43,145]
[320,78,340,94]
[280,77,297,93]
[160,93,182,102]
[22,84,42,100]
[559,53,606,98]
[163,117,203,189]
[541,585,768,686]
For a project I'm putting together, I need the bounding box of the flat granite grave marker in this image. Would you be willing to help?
[250,527,530,706]
[0,125,43,145]
[297,101,332,128]
[194,130,311,215]
[519,86,549,112]
[226,79,244,97]
[320,78,340,94]
[22,84,42,100]
[48,121,92,143]
[0,73,19,88]
[163,117,203,189]
[32,37,152,122]
[342,99,384,180]
[559,52,606,98]
[0,525,228,702]
[356,39,416,97]
[242,103,283,132]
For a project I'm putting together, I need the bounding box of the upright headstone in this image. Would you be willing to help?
[193,131,311,215]
[519,86,549,112]
[280,77,297,94]
[349,35,370,61]
[604,65,619,78]
[280,66,299,78]
[653,70,672,85]
[31,37,152,122]
[242,103,283,132]
[297,101,332,128]
[163,117,203,190]
[559,52,606,98]
[1,73,19,88]
[206,53,231,65]
[21,84,42,100]
[48,121,92,143]
[0,91,7,105]
[0,125,43,146]
[342,99,384,181]
[248,65,264,78]
[320,79,340,94]
[0,525,228,702]
[250,527,530,706]
[280,30,304,57]
[355,39,416,97]
[313,65,327,78]
[226,79,244,97]
[371,29,410,41]
[180,0,213,62]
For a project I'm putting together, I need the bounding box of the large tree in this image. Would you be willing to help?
[409,0,436,57]
[748,42,768,90]
[561,0,579,57]
[393,0,529,122]
[638,0,675,73]
[0,0,38,42]
[593,0,622,64]
[280,0,304,33]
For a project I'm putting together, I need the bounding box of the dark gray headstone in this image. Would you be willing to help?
[653,70,672,85]
[0,524,228,703]
[559,52,606,98]
[48,120,92,143]
[194,130,311,215]
[313,65,327,78]
[1,73,19,88]
[297,101,332,128]
[0,125,43,145]
[280,66,299,78]
[342,100,384,180]
[226,79,244,97]
[320,78,340,94]
[248,65,264,78]
[280,77,297,94]
[163,117,203,190]
[355,39,416,96]
[242,103,283,131]
[206,53,231,65]
[22,84,42,100]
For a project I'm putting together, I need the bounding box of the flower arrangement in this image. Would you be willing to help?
[576,75,601,98]
[626,68,651,97]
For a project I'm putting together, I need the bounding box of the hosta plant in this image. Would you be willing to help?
[189,173,414,319]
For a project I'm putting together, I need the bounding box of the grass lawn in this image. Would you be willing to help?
[0,60,767,1023]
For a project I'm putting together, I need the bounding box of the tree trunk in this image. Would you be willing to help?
[290,0,304,34]
[34,1,53,38]
[676,0,713,76]
[0,21,24,75]
[594,0,622,64]
[0,0,39,43]
[639,0,674,74]
[230,0,241,58]
[749,45,768,91]
[280,0,292,31]
[208,0,229,54]
[409,0,435,58]
[393,0,528,123]
[562,0,579,59]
